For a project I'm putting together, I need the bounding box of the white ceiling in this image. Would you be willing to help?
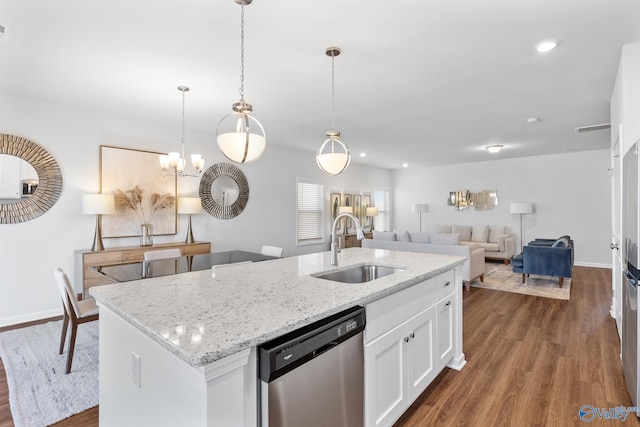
[1,0,639,169]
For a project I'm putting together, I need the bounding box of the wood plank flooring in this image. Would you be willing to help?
[0,266,637,426]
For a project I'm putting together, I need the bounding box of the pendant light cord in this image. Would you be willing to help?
[181,88,186,159]
[239,1,245,103]
[330,53,336,131]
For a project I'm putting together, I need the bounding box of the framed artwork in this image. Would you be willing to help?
[343,193,354,232]
[100,145,177,238]
[362,193,372,230]
[329,191,342,232]
[354,194,362,228]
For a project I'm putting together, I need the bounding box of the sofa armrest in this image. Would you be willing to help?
[499,235,515,258]
[468,246,486,281]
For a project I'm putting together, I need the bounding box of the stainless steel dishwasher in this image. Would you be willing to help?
[258,306,366,427]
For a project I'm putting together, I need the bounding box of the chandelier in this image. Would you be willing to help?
[160,86,205,177]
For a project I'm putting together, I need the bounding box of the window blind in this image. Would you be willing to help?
[296,179,325,245]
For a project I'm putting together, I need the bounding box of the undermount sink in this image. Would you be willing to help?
[313,264,405,284]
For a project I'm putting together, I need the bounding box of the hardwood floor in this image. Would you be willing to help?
[0,266,637,426]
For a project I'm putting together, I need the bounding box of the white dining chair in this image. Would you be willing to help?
[54,267,99,374]
[261,245,284,258]
[211,260,253,277]
[142,248,182,278]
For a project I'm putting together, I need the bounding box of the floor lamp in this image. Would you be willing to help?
[82,194,115,251]
[510,202,533,252]
[412,203,429,232]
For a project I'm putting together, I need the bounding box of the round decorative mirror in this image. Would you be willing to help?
[199,162,248,219]
[0,134,63,224]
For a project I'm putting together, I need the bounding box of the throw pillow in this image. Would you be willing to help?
[430,233,461,245]
[439,225,452,233]
[373,231,396,241]
[452,225,472,242]
[394,230,411,242]
[488,225,506,243]
[471,225,489,243]
[552,237,569,248]
[409,232,431,243]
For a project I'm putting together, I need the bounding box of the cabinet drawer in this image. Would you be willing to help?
[435,269,455,300]
[84,251,124,266]
[365,277,436,344]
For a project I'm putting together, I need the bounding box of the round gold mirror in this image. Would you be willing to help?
[199,162,248,219]
[0,134,63,224]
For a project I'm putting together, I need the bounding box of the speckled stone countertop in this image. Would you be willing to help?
[90,247,465,367]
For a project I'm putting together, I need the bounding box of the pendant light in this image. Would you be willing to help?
[316,46,351,176]
[216,0,266,164]
[160,86,205,177]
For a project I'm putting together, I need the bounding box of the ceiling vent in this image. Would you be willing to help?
[574,123,611,134]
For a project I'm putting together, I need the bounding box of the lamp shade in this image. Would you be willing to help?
[338,206,353,215]
[366,207,378,216]
[509,202,533,214]
[412,203,429,214]
[178,197,202,215]
[82,194,115,215]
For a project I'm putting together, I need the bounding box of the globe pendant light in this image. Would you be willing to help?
[159,86,205,177]
[316,46,351,176]
[216,0,266,164]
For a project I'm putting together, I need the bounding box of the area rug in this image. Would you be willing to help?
[471,262,571,300]
[0,320,99,427]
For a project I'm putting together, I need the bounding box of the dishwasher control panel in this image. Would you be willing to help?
[259,306,366,382]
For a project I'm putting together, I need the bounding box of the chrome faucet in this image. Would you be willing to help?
[331,212,365,266]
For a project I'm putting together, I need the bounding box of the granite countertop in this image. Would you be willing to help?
[90,247,465,367]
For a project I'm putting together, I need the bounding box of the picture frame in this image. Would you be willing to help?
[362,193,372,230]
[354,194,362,229]
[330,191,342,232]
[343,193,354,232]
[100,145,177,238]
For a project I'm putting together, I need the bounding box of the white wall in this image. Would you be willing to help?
[391,150,611,268]
[0,91,392,326]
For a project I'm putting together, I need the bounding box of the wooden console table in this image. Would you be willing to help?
[344,232,373,248]
[74,241,211,298]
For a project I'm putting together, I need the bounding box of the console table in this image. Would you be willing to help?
[344,231,373,248]
[74,241,211,298]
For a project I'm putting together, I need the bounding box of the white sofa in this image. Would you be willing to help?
[362,230,485,291]
[438,225,515,263]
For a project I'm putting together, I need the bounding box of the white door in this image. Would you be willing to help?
[612,129,623,337]
[364,322,407,427]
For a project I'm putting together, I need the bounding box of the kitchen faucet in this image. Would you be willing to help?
[331,212,365,266]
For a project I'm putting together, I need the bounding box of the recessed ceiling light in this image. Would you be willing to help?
[486,145,503,153]
[359,152,366,157]
[536,40,558,53]
[527,117,541,123]
[402,163,408,168]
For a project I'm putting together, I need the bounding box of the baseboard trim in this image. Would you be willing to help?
[0,308,61,330]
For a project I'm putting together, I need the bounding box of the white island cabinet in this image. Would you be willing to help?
[90,248,466,427]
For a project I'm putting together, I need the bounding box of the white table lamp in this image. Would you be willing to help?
[178,197,202,244]
[82,194,115,251]
[510,202,533,252]
[411,203,429,232]
[366,207,378,231]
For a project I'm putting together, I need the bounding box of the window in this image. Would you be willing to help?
[373,188,391,231]
[296,178,325,245]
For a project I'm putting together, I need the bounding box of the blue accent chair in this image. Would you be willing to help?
[511,237,573,287]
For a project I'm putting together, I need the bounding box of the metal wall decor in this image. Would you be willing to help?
[199,162,249,219]
[0,134,63,224]
[448,189,498,211]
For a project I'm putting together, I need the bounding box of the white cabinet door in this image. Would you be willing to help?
[437,296,455,370]
[406,305,437,402]
[364,323,407,427]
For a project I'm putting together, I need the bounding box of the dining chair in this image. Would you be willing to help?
[211,260,253,277]
[261,245,284,258]
[142,248,182,278]
[54,267,99,374]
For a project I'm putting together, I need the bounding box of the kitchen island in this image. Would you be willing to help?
[90,247,466,426]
